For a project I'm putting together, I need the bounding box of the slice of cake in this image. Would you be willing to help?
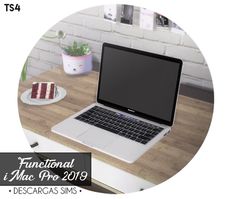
[31,82,57,99]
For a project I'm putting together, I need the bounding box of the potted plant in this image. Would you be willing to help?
[62,41,93,75]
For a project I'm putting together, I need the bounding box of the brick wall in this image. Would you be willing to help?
[27,5,213,90]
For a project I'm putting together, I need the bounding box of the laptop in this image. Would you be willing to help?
[52,43,182,163]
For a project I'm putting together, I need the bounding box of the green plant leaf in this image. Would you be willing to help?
[63,41,91,56]
[21,59,28,81]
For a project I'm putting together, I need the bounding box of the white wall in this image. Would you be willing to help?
[27,5,213,90]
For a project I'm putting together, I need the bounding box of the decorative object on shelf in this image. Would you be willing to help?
[43,30,66,48]
[20,85,66,106]
[31,82,57,99]
[156,14,169,27]
[62,41,93,75]
[104,5,117,22]
[139,8,154,30]
[120,5,134,25]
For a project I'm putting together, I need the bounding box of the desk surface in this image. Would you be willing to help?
[18,67,213,185]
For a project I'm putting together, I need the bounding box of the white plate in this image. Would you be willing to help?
[20,86,67,105]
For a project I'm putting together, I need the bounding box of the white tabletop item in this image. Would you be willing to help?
[20,86,67,105]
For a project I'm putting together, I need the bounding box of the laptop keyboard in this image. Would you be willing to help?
[75,106,164,145]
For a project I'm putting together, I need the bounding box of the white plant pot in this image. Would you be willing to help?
[62,52,93,75]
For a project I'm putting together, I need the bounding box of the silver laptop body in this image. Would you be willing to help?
[52,43,182,163]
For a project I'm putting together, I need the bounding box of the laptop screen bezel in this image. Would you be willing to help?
[97,43,183,126]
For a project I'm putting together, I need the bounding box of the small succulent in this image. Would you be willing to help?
[43,30,66,40]
[63,41,91,56]
[56,30,66,39]
[43,30,66,48]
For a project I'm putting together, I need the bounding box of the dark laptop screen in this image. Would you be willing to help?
[97,43,182,126]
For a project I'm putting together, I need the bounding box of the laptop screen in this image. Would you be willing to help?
[97,43,182,126]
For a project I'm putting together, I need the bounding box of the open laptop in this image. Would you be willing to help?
[52,43,182,163]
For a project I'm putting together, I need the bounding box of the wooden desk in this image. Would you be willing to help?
[18,67,213,190]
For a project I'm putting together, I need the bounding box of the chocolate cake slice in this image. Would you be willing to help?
[31,82,57,99]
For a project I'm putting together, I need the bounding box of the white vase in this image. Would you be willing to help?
[62,52,93,75]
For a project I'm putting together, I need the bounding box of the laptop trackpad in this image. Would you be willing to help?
[77,126,118,149]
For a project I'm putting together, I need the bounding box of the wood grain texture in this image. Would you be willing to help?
[18,67,213,185]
